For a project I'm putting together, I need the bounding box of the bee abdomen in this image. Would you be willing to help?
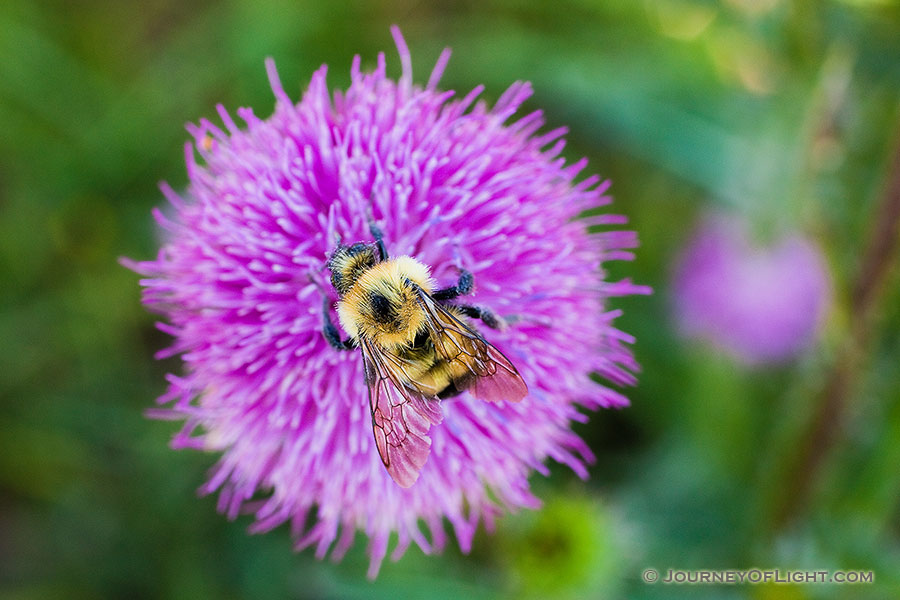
[436,373,475,399]
[407,353,476,400]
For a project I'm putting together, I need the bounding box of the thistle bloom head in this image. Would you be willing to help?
[672,213,831,365]
[127,27,646,576]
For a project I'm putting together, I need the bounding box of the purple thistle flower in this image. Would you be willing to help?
[672,213,831,365]
[126,27,647,577]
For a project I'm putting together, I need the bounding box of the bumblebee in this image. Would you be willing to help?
[322,223,528,487]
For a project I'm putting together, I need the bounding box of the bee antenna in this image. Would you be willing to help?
[363,205,376,226]
[518,314,551,327]
[307,271,326,292]
[450,243,464,269]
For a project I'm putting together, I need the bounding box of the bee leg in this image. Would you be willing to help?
[454,304,505,330]
[321,298,355,350]
[368,222,388,262]
[432,269,474,301]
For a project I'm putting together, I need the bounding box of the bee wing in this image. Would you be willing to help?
[418,292,529,403]
[359,338,443,488]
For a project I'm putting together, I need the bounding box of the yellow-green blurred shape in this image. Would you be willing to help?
[706,25,781,95]
[645,0,717,41]
[753,583,811,600]
[726,0,782,18]
[497,492,623,599]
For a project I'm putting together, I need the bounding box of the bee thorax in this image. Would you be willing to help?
[369,293,396,324]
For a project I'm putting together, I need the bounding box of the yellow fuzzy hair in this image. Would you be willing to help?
[337,256,434,349]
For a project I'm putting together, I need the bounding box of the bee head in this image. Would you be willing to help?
[326,242,379,296]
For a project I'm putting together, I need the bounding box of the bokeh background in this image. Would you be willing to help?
[2,1,899,598]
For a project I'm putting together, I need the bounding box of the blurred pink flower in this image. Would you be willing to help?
[126,27,647,576]
[672,213,831,365]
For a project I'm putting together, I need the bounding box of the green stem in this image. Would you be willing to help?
[773,123,900,529]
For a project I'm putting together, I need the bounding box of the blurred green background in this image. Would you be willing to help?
[2,1,899,598]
